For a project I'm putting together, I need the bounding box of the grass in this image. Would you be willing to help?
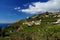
[1,12,60,40]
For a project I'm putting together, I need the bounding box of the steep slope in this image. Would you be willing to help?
[1,12,60,40]
[10,12,60,26]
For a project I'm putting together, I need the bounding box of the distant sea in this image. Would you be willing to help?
[0,23,11,28]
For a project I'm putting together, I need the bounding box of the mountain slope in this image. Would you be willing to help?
[1,12,60,40]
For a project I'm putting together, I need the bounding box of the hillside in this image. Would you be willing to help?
[9,12,60,26]
[0,12,60,40]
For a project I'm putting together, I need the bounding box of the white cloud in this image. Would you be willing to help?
[14,7,20,10]
[15,0,60,14]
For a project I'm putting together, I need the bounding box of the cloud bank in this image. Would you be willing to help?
[15,0,60,14]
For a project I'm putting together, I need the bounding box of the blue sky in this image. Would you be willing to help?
[0,0,60,23]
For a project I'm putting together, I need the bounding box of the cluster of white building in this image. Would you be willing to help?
[23,19,42,26]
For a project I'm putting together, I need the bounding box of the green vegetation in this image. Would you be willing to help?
[0,12,60,40]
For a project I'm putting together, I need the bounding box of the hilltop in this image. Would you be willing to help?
[10,11,60,26]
